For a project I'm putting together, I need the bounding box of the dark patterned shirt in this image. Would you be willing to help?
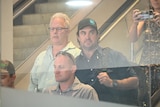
[76,46,138,105]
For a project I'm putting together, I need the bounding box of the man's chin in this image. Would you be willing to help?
[55,78,62,82]
[84,46,95,51]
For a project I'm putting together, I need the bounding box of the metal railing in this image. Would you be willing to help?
[13,0,35,19]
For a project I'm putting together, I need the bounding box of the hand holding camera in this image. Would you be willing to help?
[153,12,160,26]
[132,9,160,26]
[133,9,154,21]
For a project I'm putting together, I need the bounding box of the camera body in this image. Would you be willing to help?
[139,10,154,20]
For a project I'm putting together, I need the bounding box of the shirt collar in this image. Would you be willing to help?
[80,46,103,57]
[62,41,76,52]
[46,41,76,59]
[51,77,81,92]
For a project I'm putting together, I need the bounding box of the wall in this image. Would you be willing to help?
[0,0,13,62]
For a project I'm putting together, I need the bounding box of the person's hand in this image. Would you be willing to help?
[132,9,143,23]
[97,72,113,87]
[153,11,160,26]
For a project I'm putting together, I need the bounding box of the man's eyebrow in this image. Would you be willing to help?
[79,30,86,32]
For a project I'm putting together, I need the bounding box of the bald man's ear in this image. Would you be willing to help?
[72,65,77,74]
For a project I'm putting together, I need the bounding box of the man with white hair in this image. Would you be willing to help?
[28,13,80,92]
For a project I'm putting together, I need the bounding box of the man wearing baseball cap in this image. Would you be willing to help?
[75,18,139,106]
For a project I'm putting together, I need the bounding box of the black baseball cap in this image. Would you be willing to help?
[77,18,98,34]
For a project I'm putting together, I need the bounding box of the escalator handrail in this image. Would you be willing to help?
[13,0,35,19]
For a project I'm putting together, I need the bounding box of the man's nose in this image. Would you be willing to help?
[85,33,91,39]
[52,29,58,33]
[54,67,61,73]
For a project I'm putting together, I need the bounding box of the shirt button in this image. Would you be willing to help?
[96,56,99,59]
[91,79,94,82]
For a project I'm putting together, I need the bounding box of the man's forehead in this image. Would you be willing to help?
[52,17,65,23]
